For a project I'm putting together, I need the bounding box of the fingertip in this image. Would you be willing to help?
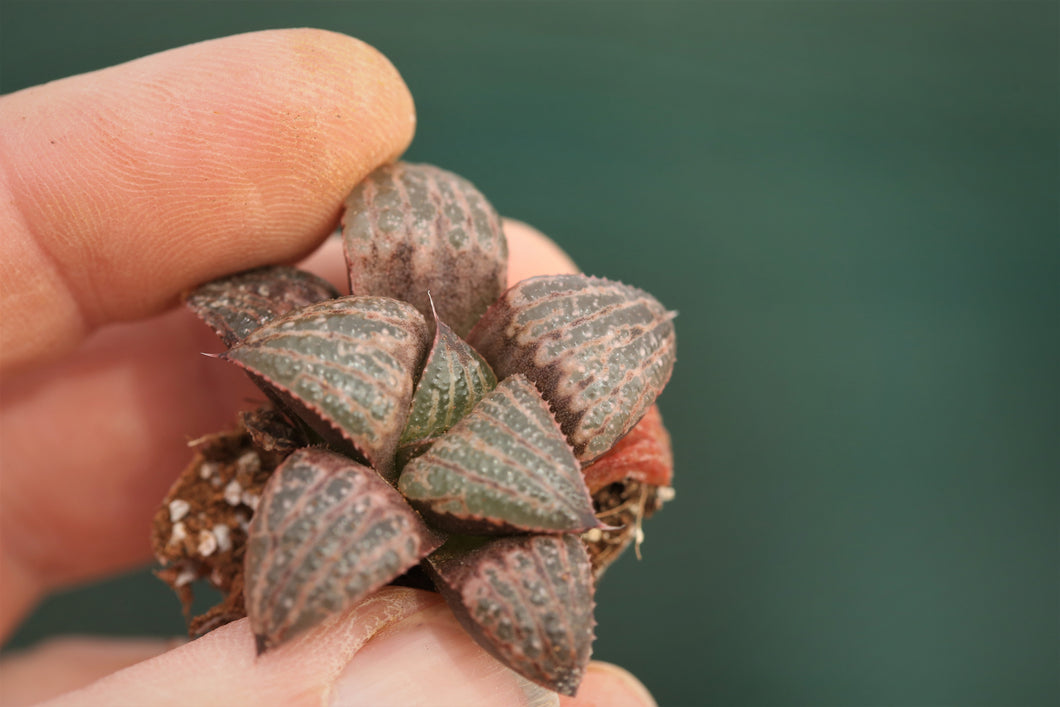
[1,28,415,372]
[260,28,416,165]
[331,596,557,706]
[33,588,560,707]
[37,588,436,706]
[503,218,580,282]
[559,662,657,707]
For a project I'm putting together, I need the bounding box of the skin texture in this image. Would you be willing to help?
[0,30,654,707]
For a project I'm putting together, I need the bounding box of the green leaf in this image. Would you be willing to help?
[398,375,599,535]
[245,448,444,653]
[424,534,596,696]
[341,162,508,337]
[223,296,430,480]
[468,274,677,462]
[185,266,339,347]
[398,299,498,450]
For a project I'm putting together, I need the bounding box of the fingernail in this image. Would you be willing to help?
[330,602,558,706]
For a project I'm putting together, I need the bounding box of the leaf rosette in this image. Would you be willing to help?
[153,161,676,696]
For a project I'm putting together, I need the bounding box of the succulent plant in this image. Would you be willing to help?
[152,161,676,696]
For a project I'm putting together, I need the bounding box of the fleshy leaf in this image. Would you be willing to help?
[468,274,676,462]
[581,405,673,494]
[186,266,339,347]
[398,300,498,451]
[398,375,599,535]
[424,534,595,696]
[341,162,508,337]
[246,448,444,652]
[394,438,435,472]
[222,296,430,480]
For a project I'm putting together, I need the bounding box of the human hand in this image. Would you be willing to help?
[0,29,656,707]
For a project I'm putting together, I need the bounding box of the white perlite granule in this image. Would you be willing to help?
[168,499,190,523]
[197,529,218,557]
[224,480,243,506]
[212,524,232,553]
[169,521,187,546]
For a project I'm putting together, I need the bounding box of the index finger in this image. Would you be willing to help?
[0,29,415,373]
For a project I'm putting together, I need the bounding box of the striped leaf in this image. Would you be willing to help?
[223,296,430,480]
[398,300,498,452]
[425,534,595,696]
[581,405,673,494]
[398,375,599,535]
[186,266,338,347]
[341,162,508,337]
[246,449,443,652]
[468,274,676,462]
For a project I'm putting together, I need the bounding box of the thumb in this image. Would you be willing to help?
[1,588,659,706]
[23,588,564,707]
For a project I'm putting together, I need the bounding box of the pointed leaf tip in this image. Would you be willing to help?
[186,266,339,347]
[223,296,430,480]
[425,534,596,696]
[399,375,599,535]
[246,449,444,652]
[468,274,676,462]
[342,162,508,337]
[399,302,498,449]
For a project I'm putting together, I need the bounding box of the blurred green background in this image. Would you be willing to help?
[2,2,1057,705]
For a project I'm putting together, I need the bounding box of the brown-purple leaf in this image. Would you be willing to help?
[246,448,444,652]
[581,404,673,494]
[222,296,430,480]
[185,266,339,347]
[424,534,596,696]
[468,274,677,462]
[341,162,508,337]
[398,375,600,535]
